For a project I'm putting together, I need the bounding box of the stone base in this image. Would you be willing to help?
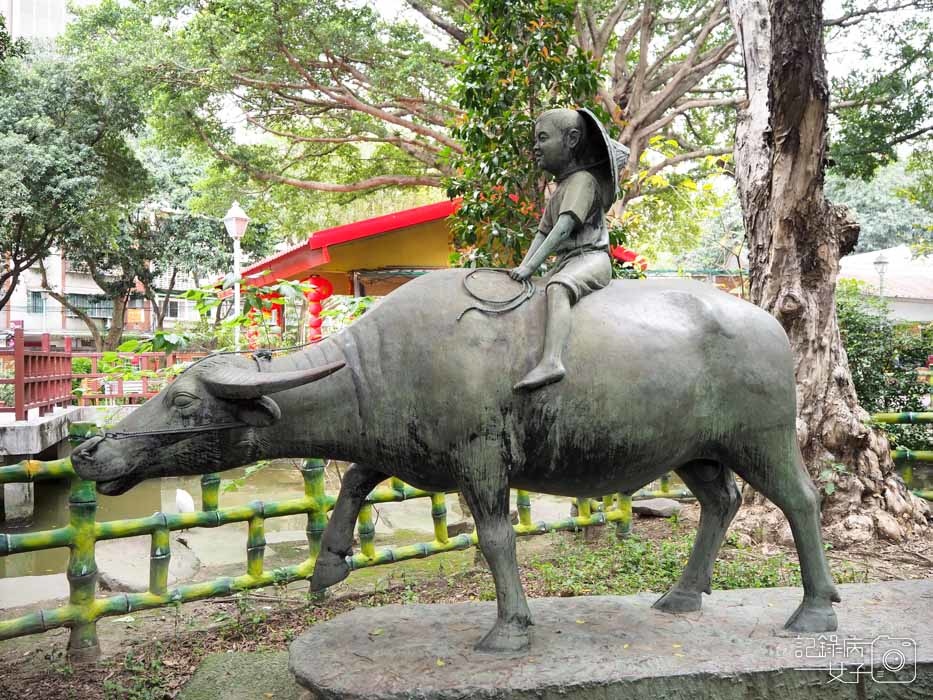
[290,580,932,699]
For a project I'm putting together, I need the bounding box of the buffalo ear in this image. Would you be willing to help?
[235,396,281,427]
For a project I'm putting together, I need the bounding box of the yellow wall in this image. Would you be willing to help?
[313,220,450,295]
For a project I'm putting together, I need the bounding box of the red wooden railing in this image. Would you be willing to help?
[72,351,205,406]
[0,328,74,420]
[0,328,206,420]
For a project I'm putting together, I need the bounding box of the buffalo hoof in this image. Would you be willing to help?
[652,586,703,614]
[475,620,531,654]
[309,552,350,592]
[784,599,838,633]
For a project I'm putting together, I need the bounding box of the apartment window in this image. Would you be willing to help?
[27,291,44,314]
[167,300,180,318]
[66,294,114,319]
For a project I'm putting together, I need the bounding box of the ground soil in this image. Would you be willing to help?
[1,505,930,700]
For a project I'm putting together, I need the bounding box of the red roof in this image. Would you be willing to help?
[241,199,459,283]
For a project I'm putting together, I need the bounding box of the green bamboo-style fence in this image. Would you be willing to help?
[0,450,643,661]
[1,410,929,660]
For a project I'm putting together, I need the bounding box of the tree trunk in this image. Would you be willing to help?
[102,293,130,351]
[728,0,928,545]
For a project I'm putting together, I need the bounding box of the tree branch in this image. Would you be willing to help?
[405,0,466,43]
[639,96,743,135]
[194,121,443,192]
[824,1,925,28]
[644,146,732,179]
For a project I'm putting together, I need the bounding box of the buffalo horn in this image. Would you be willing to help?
[203,361,346,399]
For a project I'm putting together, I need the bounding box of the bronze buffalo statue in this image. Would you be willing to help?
[72,269,839,652]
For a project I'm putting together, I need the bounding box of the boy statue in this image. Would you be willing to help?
[510,108,629,391]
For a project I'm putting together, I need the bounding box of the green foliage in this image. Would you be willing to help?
[817,462,850,497]
[445,0,600,267]
[116,330,189,355]
[618,146,729,261]
[182,276,312,350]
[0,24,26,68]
[828,5,932,179]
[0,54,145,311]
[825,162,931,253]
[222,461,271,493]
[320,295,378,335]
[675,193,746,271]
[64,0,453,209]
[533,533,795,597]
[836,279,932,450]
[529,530,867,599]
[900,144,933,257]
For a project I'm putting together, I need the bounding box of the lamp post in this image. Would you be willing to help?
[873,252,888,305]
[223,201,250,350]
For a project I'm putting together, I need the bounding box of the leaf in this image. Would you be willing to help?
[435,657,446,667]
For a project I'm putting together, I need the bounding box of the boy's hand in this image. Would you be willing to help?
[509,264,533,281]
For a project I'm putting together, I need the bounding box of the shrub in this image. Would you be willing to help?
[837,279,932,450]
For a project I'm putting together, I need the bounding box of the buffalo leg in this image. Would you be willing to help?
[653,461,740,614]
[309,463,386,592]
[457,447,531,652]
[734,437,840,632]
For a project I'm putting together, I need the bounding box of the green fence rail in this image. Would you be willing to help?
[0,453,646,660]
[876,411,933,501]
[0,408,928,660]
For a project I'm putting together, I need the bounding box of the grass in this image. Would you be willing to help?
[527,525,867,598]
[102,648,168,700]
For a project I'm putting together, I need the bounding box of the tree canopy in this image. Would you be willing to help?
[61,0,932,266]
[825,162,931,253]
[0,51,146,313]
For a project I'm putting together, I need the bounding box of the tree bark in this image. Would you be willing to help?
[728,0,929,545]
[103,292,130,351]
[144,268,178,332]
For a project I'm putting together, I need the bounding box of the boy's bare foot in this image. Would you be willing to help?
[513,362,566,391]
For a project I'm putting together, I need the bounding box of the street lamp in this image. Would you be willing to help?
[873,252,888,304]
[223,201,250,350]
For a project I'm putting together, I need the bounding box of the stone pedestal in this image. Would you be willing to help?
[290,580,931,699]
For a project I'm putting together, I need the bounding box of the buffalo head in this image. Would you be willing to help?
[71,355,344,495]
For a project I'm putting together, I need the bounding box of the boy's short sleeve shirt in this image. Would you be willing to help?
[537,170,609,255]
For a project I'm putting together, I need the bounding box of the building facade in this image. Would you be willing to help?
[2,252,203,349]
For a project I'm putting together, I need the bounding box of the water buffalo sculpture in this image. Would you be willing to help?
[72,269,840,652]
